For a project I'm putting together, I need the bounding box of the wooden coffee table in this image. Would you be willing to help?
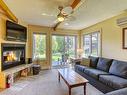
[58,68,88,95]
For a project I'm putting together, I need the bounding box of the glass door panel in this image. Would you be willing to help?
[52,35,77,67]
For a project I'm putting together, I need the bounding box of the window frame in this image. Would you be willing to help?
[83,31,101,57]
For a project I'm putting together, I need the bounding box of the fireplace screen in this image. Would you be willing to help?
[3,50,23,63]
[1,43,26,71]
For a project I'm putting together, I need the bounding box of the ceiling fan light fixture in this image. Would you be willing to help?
[57,16,65,22]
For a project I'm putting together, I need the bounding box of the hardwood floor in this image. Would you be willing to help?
[0,69,103,95]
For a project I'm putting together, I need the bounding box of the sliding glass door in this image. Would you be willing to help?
[52,35,77,67]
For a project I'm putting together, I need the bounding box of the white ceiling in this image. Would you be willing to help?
[4,0,127,30]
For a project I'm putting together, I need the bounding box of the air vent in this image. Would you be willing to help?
[117,16,127,26]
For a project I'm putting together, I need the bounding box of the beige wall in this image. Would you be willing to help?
[81,12,127,61]
[28,25,80,69]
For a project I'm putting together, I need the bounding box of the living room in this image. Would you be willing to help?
[0,0,127,95]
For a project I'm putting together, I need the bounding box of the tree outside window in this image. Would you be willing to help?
[33,33,46,60]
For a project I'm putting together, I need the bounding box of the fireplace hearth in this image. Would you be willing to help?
[1,43,26,71]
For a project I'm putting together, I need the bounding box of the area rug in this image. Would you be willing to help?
[0,69,103,95]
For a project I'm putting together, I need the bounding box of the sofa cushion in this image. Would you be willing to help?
[84,68,109,79]
[99,75,127,89]
[109,60,127,79]
[97,57,113,72]
[89,56,99,68]
[81,58,90,67]
[105,88,127,95]
[75,65,88,72]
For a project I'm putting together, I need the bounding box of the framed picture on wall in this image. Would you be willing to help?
[123,28,127,49]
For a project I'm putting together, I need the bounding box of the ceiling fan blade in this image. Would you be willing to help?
[73,0,87,11]
[66,15,76,21]
[53,22,62,31]
[53,19,59,24]
[71,0,81,9]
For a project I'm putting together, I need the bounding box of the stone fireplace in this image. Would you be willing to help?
[1,43,26,71]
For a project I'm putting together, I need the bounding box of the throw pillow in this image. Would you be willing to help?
[89,56,99,68]
[81,58,90,67]
[109,60,127,79]
[97,57,113,72]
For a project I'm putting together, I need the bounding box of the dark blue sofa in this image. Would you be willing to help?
[104,87,127,95]
[74,56,127,94]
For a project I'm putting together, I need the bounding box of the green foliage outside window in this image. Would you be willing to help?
[33,34,46,59]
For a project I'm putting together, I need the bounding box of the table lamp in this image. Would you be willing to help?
[77,48,83,58]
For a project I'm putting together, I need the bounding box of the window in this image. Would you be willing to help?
[83,32,100,57]
[33,33,46,60]
[83,35,91,57]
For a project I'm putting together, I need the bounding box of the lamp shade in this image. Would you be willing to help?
[77,48,83,54]
[77,48,83,58]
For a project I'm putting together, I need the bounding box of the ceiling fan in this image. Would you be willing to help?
[53,0,82,31]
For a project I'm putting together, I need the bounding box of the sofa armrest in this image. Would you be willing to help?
[105,88,127,95]
[75,61,81,65]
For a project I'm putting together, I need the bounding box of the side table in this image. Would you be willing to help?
[70,58,82,65]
